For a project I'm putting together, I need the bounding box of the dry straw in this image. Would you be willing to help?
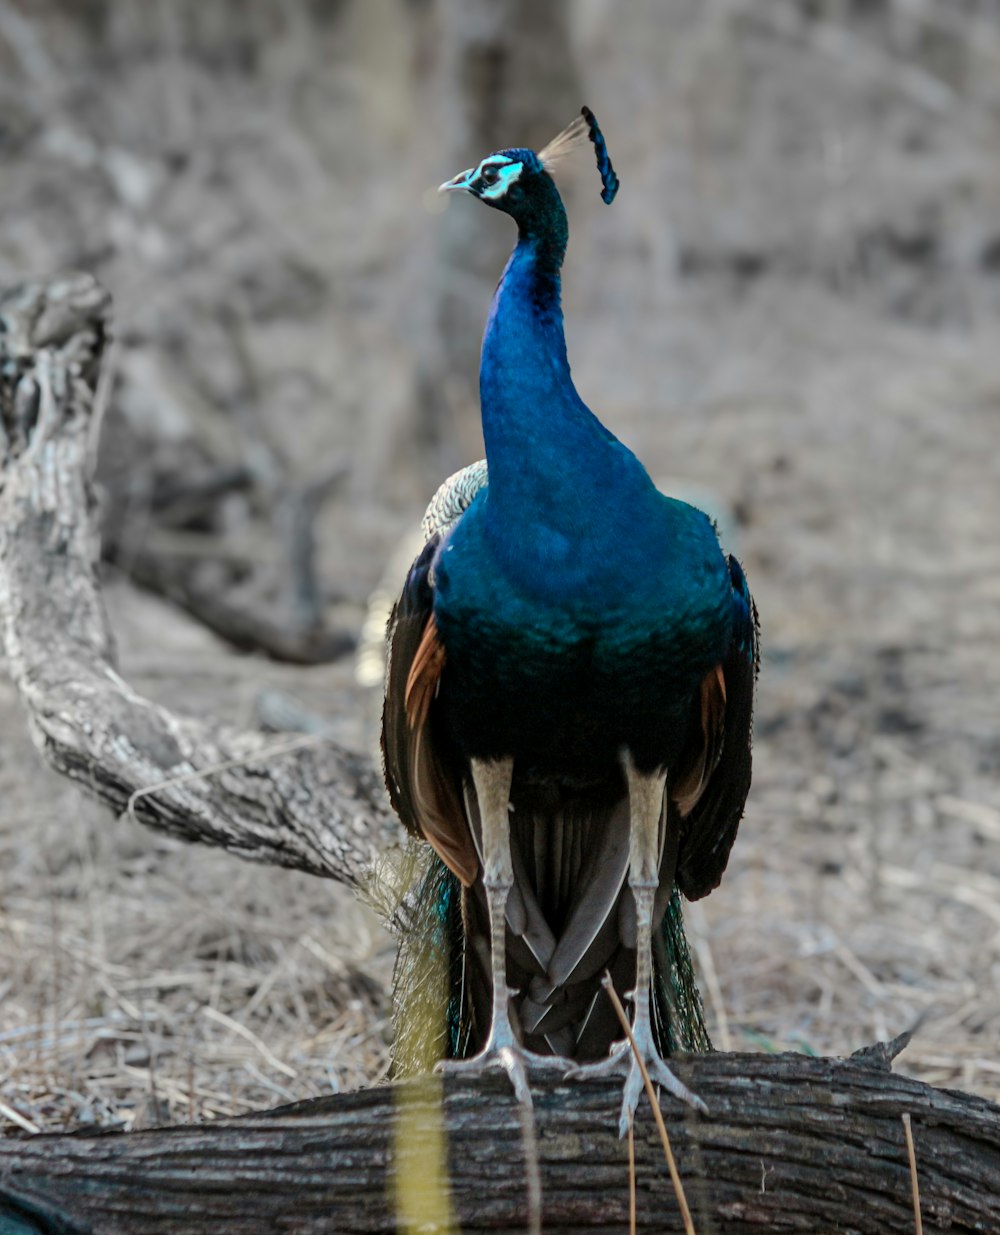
[902,1113,923,1235]
[603,973,697,1235]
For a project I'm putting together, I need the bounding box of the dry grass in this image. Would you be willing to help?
[2,0,1000,1137]
[0,588,394,1135]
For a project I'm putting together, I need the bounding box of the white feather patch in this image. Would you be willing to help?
[479,160,523,201]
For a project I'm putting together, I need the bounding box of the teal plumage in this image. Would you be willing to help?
[383,109,758,1128]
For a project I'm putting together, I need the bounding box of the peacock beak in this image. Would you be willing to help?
[438,168,476,194]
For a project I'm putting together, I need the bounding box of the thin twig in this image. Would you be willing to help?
[514,1079,543,1235]
[627,1118,637,1235]
[902,1113,923,1235]
[202,1007,298,1080]
[0,1096,41,1134]
[602,973,696,1235]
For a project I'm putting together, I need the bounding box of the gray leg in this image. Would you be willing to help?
[472,756,521,1059]
[437,756,558,1104]
[622,755,665,1064]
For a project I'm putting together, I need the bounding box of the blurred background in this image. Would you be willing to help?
[1,0,999,1133]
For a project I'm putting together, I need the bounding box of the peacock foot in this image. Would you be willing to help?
[568,1028,707,1137]
[436,1027,566,1108]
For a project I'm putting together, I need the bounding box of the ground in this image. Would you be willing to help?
[1,0,999,1134]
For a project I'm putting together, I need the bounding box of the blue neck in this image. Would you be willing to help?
[480,215,629,530]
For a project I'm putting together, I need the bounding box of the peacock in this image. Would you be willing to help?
[382,107,758,1133]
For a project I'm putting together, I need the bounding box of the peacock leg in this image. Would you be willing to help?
[569,756,707,1136]
[437,756,558,1104]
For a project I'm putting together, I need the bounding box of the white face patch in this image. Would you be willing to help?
[476,156,524,201]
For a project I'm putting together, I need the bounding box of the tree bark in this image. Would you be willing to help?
[0,274,394,896]
[1,1051,999,1233]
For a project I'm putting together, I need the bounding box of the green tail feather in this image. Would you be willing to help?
[653,885,712,1054]
[385,849,711,1077]
[385,847,469,1079]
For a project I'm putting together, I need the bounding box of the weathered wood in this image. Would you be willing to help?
[0,274,395,895]
[1,1053,999,1233]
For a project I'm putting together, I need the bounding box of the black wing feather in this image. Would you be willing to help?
[675,554,760,900]
[381,535,439,837]
[381,533,480,885]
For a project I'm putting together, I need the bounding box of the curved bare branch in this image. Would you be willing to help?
[0,274,395,892]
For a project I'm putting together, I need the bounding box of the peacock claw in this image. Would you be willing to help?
[437,1040,565,1107]
[568,1039,708,1137]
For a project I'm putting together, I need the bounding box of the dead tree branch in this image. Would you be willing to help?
[0,274,394,892]
[98,364,355,665]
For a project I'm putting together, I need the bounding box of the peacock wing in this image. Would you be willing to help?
[381,534,479,886]
[674,554,760,900]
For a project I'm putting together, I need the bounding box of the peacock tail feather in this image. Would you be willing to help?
[653,887,712,1054]
[387,847,468,1079]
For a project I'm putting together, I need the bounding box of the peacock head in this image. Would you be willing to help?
[438,106,619,228]
[439,148,546,216]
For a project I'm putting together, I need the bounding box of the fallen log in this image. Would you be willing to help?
[3,275,999,1233]
[1,1051,999,1233]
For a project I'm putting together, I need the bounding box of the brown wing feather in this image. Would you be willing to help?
[671,663,726,817]
[381,537,480,887]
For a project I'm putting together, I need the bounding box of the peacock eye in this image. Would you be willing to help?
[481,165,500,185]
